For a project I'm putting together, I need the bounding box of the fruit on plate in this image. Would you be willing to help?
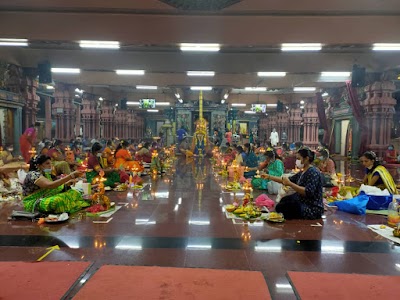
[234,207,244,214]
[226,204,236,212]
[268,212,284,220]
[226,182,241,190]
[394,227,400,238]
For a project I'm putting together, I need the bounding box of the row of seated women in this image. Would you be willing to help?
[232,144,398,220]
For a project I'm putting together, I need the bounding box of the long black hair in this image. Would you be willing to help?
[114,140,129,157]
[360,151,380,173]
[91,142,102,155]
[29,155,51,171]
[265,148,281,161]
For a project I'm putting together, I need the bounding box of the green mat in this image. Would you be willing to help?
[366,209,388,216]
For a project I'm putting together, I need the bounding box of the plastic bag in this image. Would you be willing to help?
[330,193,369,215]
[17,169,27,184]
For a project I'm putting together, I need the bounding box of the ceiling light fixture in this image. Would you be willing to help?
[187,71,215,77]
[180,43,220,52]
[231,103,246,107]
[79,40,120,49]
[156,102,170,106]
[127,101,140,105]
[147,109,159,112]
[281,43,322,51]
[221,99,226,104]
[322,92,329,97]
[372,43,400,51]
[136,85,157,90]
[244,87,267,91]
[300,105,305,109]
[190,86,213,91]
[0,38,28,46]
[244,110,256,114]
[321,72,351,77]
[178,99,183,103]
[300,100,305,104]
[257,72,287,77]
[115,70,145,75]
[266,104,278,107]
[223,93,229,99]
[99,97,104,101]
[175,93,181,99]
[293,87,316,92]
[51,68,81,74]
[46,85,55,90]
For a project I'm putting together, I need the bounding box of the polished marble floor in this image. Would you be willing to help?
[0,157,399,299]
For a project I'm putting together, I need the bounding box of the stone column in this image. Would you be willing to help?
[75,103,81,137]
[303,98,319,148]
[362,81,396,158]
[45,96,52,138]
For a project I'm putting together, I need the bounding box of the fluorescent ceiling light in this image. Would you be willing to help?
[46,85,55,90]
[322,92,329,97]
[244,87,267,91]
[300,105,305,109]
[187,71,215,77]
[281,43,322,51]
[257,72,286,77]
[115,245,142,250]
[157,102,170,106]
[0,38,28,46]
[79,40,120,49]
[267,104,278,107]
[190,86,212,91]
[186,244,212,249]
[293,87,316,92]
[244,110,256,114]
[373,43,400,51]
[116,70,145,75]
[127,101,140,105]
[51,68,80,74]
[231,103,246,107]
[321,72,351,77]
[136,85,157,90]
[180,43,220,52]
[147,109,159,112]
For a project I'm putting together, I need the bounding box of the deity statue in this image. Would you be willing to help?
[192,91,209,156]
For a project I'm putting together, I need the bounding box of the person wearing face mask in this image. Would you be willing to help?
[384,144,397,164]
[360,151,398,194]
[22,155,88,213]
[265,148,324,219]
[317,149,336,175]
[86,143,126,187]
[252,149,284,193]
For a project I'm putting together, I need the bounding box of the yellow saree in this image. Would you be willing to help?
[367,165,398,194]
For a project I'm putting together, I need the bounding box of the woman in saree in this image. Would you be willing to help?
[103,140,115,166]
[23,155,89,213]
[86,143,127,187]
[360,151,398,194]
[19,122,40,163]
[114,140,144,171]
[47,139,71,175]
[243,143,258,178]
[251,149,284,192]
[135,142,152,163]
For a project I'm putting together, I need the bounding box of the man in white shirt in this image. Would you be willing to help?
[270,128,279,147]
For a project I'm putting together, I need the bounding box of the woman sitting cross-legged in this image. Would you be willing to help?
[23,155,89,213]
[265,148,324,219]
[360,151,398,194]
[86,142,128,187]
[251,149,284,193]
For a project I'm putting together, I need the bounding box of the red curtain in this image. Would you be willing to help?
[345,81,368,155]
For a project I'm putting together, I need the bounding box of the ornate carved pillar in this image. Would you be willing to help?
[52,87,65,140]
[45,96,52,138]
[362,81,396,158]
[303,98,319,148]
[289,107,302,143]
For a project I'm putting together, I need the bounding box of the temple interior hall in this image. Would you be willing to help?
[0,1,400,299]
